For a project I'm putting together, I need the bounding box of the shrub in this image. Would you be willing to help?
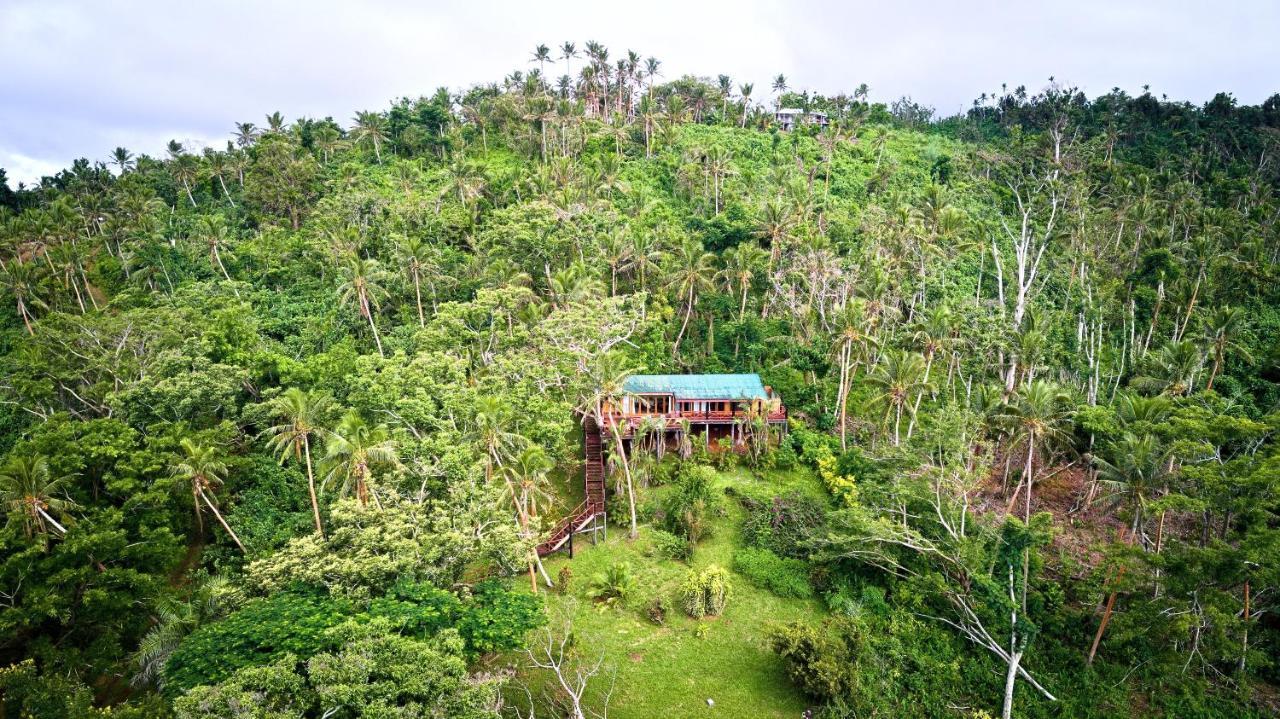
[732,547,813,599]
[557,565,574,594]
[644,595,669,625]
[739,490,826,559]
[588,562,637,607]
[679,565,731,618]
[662,463,720,542]
[650,528,694,561]
[455,580,544,655]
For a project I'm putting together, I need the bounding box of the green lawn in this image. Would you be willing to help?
[502,466,828,718]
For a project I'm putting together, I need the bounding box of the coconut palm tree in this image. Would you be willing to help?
[233,122,260,148]
[771,74,788,111]
[170,439,245,553]
[110,147,135,174]
[0,454,76,538]
[1094,433,1172,541]
[131,575,232,689]
[394,235,436,325]
[531,44,552,81]
[718,241,767,320]
[559,42,578,84]
[831,302,879,450]
[471,396,523,484]
[1202,305,1252,391]
[865,349,932,446]
[337,255,389,358]
[577,351,640,539]
[350,111,389,163]
[665,238,716,359]
[0,259,46,335]
[261,388,334,535]
[905,304,958,439]
[504,444,555,592]
[756,200,796,266]
[321,411,399,507]
[195,216,237,291]
[996,381,1073,521]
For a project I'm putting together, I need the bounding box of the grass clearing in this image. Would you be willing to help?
[500,466,828,718]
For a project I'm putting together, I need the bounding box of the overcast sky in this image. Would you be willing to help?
[2,0,1277,186]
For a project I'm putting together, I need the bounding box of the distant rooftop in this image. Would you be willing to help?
[623,374,771,400]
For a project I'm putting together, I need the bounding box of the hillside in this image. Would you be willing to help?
[1,47,1278,719]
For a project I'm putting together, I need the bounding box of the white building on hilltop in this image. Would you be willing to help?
[774,108,830,131]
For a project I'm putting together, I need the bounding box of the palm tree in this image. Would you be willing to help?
[261,388,334,535]
[195,216,237,291]
[233,122,260,148]
[350,111,389,163]
[705,146,736,214]
[996,381,1073,522]
[738,83,754,127]
[337,255,390,358]
[771,74,788,111]
[321,411,399,507]
[1138,340,1204,396]
[394,235,435,325]
[170,153,199,207]
[756,200,796,266]
[170,439,245,553]
[504,445,555,592]
[718,242,767,320]
[905,304,957,439]
[665,238,716,359]
[560,42,578,84]
[831,302,879,450]
[577,351,640,539]
[531,44,552,80]
[0,259,46,335]
[0,455,75,538]
[132,576,231,689]
[471,396,523,484]
[1202,305,1252,391]
[110,147,135,174]
[865,349,932,446]
[1094,433,1172,541]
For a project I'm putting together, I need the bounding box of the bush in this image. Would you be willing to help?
[662,463,720,543]
[588,562,637,607]
[679,565,731,619]
[455,580,544,654]
[739,491,826,559]
[732,547,813,599]
[644,595,669,625]
[557,565,573,594]
[650,528,694,561]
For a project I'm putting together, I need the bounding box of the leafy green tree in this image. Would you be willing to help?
[865,349,932,446]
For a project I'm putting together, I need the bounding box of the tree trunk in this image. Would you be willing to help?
[303,435,324,536]
[1002,649,1023,719]
[412,269,425,327]
[200,488,246,553]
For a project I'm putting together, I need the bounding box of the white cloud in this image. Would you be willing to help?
[2,0,1276,186]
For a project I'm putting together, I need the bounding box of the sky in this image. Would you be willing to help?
[2,0,1277,186]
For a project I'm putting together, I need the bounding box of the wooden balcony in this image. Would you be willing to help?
[597,406,787,435]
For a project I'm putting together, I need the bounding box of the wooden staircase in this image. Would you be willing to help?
[536,418,607,558]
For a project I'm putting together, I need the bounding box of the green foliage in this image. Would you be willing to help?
[454,580,544,655]
[738,490,826,559]
[679,564,732,618]
[732,547,813,598]
[660,463,720,542]
[589,561,638,607]
[649,527,694,561]
[163,591,349,695]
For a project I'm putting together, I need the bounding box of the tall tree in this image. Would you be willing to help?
[0,454,75,538]
[262,388,334,535]
[170,439,246,553]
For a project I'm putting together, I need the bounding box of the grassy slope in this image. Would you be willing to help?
[505,466,827,718]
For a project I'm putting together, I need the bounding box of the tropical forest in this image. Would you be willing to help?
[1,41,1278,719]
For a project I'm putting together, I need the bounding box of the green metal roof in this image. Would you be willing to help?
[623,374,770,400]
